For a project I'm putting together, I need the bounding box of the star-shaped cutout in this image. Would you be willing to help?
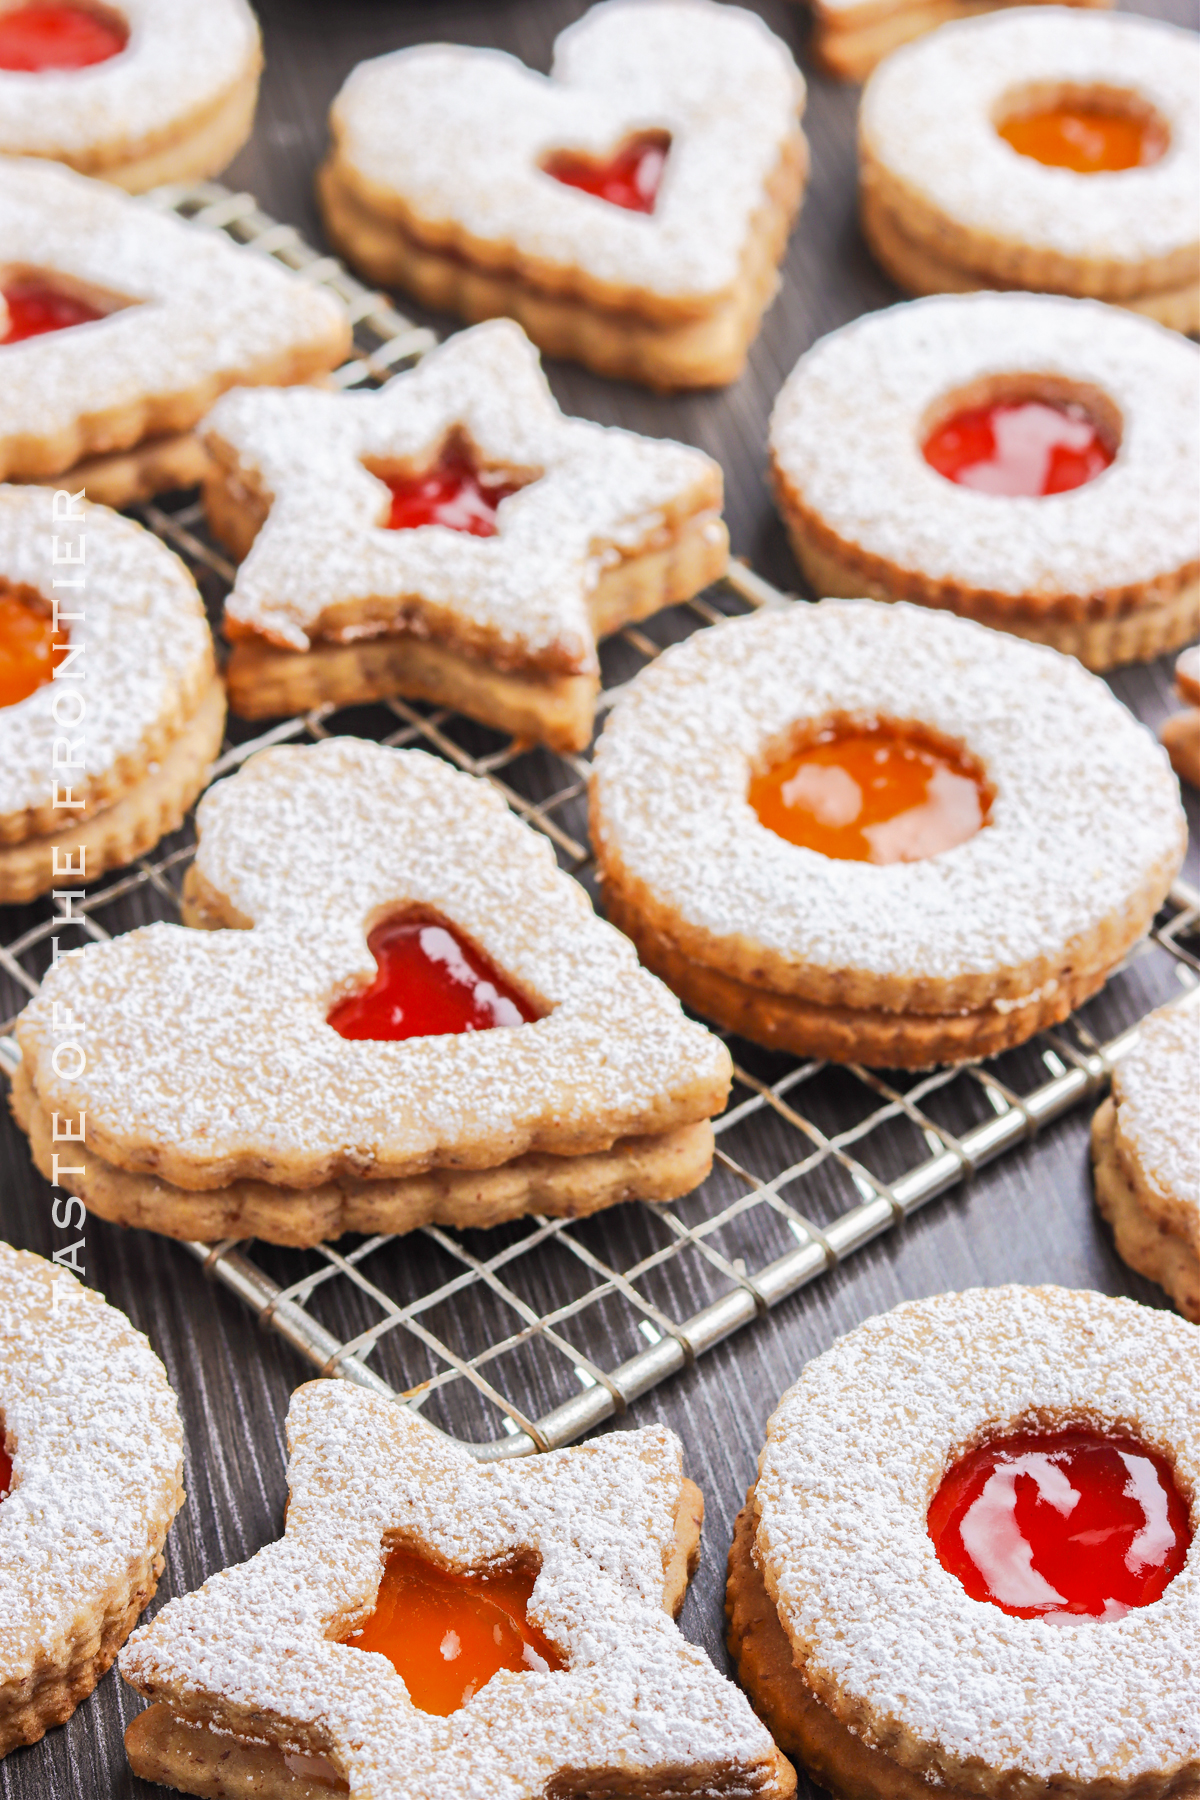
[121,1383,793,1797]
[205,320,727,741]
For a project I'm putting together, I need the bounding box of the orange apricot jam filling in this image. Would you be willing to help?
[998,104,1167,174]
[749,723,989,864]
[1,276,105,343]
[543,132,669,213]
[929,1428,1191,1619]
[0,587,67,708]
[378,451,527,537]
[327,915,538,1041]
[340,1549,565,1714]
[923,398,1114,497]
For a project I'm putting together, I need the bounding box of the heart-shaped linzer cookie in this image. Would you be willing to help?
[317,0,808,388]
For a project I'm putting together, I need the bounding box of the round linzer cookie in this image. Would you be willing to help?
[1160,647,1200,790]
[589,600,1186,1069]
[1092,996,1199,1323]
[727,1286,1198,1798]
[0,485,225,905]
[0,0,261,190]
[122,1384,794,1797]
[768,293,1199,670]
[10,738,732,1244]
[0,157,351,509]
[859,9,1200,333]
[806,0,1110,84]
[203,319,729,749]
[0,1239,184,1757]
[317,0,808,390]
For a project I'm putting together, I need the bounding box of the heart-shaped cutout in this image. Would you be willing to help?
[327,913,538,1039]
[542,131,670,215]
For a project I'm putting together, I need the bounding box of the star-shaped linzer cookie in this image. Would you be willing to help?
[121,1383,795,1799]
[203,319,728,749]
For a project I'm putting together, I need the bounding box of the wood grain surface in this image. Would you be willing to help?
[1,0,1197,1794]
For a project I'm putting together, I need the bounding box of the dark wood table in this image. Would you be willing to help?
[1,1,1195,1793]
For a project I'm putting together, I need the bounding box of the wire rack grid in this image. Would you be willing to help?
[1,182,1196,1462]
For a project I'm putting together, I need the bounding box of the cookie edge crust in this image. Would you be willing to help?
[859,173,1200,331]
[11,1059,715,1245]
[771,457,1200,671]
[0,674,226,904]
[1092,1096,1200,1323]
[811,0,1111,83]
[600,880,1114,1068]
[315,132,808,390]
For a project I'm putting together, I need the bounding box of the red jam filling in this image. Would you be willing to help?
[999,105,1167,173]
[543,132,669,214]
[0,3,126,71]
[380,452,526,538]
[1,276,105,343]
[0,587,67,707]
[327,916,537,1041]
[923,398,1114,497]
[340,1549,565,1715]
[749,724,989,864]
[929,1429,1192,1619]
[0,1445,10,1500]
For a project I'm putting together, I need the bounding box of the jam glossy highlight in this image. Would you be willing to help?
[0,587,67,708]
[340,1549,565,1714]
[0,3,127,71]
[923,398,1114,498]
[749,724,989,864]
[378,451,527,538]
[543,132,669,213]
[929,1428,1192,1619]
[327,915,538,1041]
[999,104,1167,174]
[1,276,106,344]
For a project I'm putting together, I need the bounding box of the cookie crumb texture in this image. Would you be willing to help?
[121,1384,793,1797]
[744,1286,1198,1797]
[0,1241,184,1755]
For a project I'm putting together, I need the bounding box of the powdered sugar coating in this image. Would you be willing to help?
[1113,994,1200,1219]
[590,601,1185,994]
[0,0,258,165]
[0,157,349,473]
[769,293,1200,599]
[754,1287,1198,1784]
[860,9,1199,270]
[327,0,803,307]
[210,319,722,664]
[0,485,212,821]
[0,1240,183,1689]
[122,1385,778,1796]
[16,739,730,1186]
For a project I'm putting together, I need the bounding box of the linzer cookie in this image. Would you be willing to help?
[121,1383,794,1798]
[768,293,1200,670]
[727,1286,1198,1798]
[204,320,728,745]
[0,486,225,905]
[10,738,732,1244]
[0,1240,184,1757]
[0,156,351,508]
[1160,647,1200,790]
[590,601,1186,1069]
[859,9,1200,332]
[1092,996,1200,1323]
[0,0,261,190]
[317,0,807,389]
[807,0,1110,83]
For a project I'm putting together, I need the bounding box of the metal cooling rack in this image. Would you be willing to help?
[1,183,1196,1461]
